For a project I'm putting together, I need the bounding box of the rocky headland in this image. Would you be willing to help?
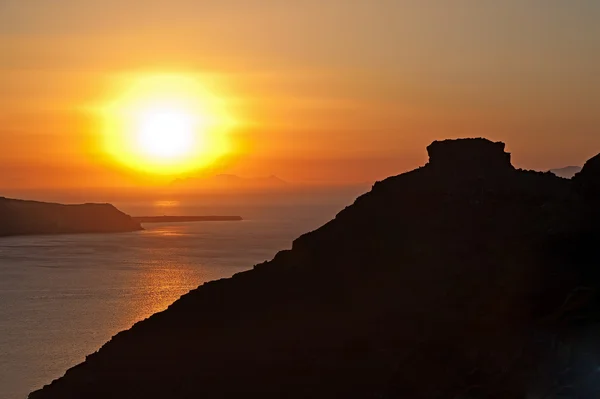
[30,138,600,398]
[0,197,142,237]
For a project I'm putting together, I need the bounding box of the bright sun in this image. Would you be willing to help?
[100,74,235,175]
[135,105,197,159]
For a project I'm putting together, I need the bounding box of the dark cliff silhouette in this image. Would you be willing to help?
[30,138,600,398]
[0,197,142,237]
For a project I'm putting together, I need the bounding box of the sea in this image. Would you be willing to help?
[0,197,357,399]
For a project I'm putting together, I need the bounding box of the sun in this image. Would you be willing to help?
[99,74,235,175]
[135,105,197,159]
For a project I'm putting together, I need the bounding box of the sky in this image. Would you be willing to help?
[1,0,599,190]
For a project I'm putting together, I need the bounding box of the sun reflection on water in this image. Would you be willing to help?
[121,259,201,325]
[134,265,196,319]
[153,200,180,209]
[118,227,206,326]
[148,228,185,237]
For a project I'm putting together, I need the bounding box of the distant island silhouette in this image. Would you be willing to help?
[30,138,600,398]
[549,165,583,179]
[0,197,142,237]
[0,197,245,236]
[133,215,243,223]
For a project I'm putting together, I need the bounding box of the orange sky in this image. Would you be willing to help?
[1,1,599,190]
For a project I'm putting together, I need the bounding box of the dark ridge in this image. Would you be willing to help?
[573,153,600,200]
[30,138,600,398]
[133,216,243,223]
[427,138,513,176]
[0,197,142,237]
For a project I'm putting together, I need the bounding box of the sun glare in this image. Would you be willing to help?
[100,74,235,175]
[136,106,197,159]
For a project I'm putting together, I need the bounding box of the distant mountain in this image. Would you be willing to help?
[0,197,142,237]
[549,165,582,179]
[30,139,600,398]
[171,174,288,191]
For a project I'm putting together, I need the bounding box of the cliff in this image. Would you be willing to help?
[30,138,600,398]
[0,197,142,237]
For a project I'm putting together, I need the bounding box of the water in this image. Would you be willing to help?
[0,202,346,399]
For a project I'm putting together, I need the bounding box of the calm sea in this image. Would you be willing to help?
[0,201,348,399]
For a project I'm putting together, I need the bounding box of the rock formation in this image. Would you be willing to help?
[30,138,600,398]
[0,198,142,237]
[427,138,513,177]
[573,154,600,200]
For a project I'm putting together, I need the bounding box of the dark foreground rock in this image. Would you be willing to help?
[0,197,142,236]
[30,138,600,398]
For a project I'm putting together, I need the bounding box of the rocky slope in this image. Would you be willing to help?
[30,138,600,398]
[0,197,142,236]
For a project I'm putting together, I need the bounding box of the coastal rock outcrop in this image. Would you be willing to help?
[0,197,142,237]
[573,153,600,199]
[426,138,514,176]
[30,139,600,398]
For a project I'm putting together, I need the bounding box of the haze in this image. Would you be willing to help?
[1,0,599,192]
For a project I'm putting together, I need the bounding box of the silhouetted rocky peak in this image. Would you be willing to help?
[426,138,514,178]
[28,139,600,399]
[573,153,600,199]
